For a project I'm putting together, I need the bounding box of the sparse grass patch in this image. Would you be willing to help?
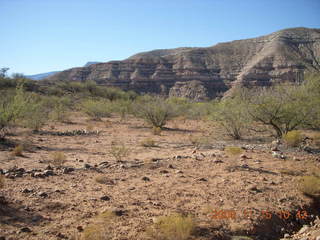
[283,130,303,147]
[188,135,210,148]
[11,144,23,156]
[109,142,129,162]
[49,152,67,167]
[141,138,157,147]
[146,213,195,240]
[81,210,117,240]
[0,175,4,189]
[299,175,320,198]
[152,126,162,135]
[224,146,243,156]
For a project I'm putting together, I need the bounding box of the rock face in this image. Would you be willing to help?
[47,27,320,99]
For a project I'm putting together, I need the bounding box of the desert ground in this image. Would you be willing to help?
[0,113,319,240]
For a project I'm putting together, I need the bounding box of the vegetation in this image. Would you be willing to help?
[12,145,24,157]
[283,130,304,147]
[134,97,178,129]
[147,214,195,240]
[299,175,320,198]
[49,152,67,167]
[109,142,130,162]
[140,138,157,147]
[224,146,243,156]
[81,99,112,120]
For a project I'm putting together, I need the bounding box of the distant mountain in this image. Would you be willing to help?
[27,62,101,80]
[27,71,60,80]
[47,27,320,99]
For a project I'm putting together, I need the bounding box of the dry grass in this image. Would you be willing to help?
[49,152,67,167]
[283,130,303,147]
[152,126,162,135]
[188,135,210,148]
[224,146,243,156]
[299,176,320,197]
[109,143,129,162]
[11,145,24,157]
[81,211,117,240]
[141,138,157,147]
[0,175,4,189]
[146,214,195,240]
[95,175,110,184]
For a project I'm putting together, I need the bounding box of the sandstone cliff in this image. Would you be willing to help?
[47,27,320,99]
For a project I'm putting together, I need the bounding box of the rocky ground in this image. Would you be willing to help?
[0,114,319,240]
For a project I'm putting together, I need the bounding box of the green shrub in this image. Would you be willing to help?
[283,130,303,147]
[210,94,248,140]
[134,97,178,129]
[147,214,195,240]
[81,99,112,120]
[48,96,71,122]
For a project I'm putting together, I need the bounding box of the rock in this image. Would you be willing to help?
[298,225,309,234]
[77,226,84,232]
[45,165,53,170]
[175,170,183,174]
[100,196,111,201]
[142,176,150,181]
[168,164,175,169]
[197,177,208,182]
[111,209,126,216]
[21,188,33,193]
[19,227,32,233]
[240,154,248,159]
[33,172,45,178]
[0,236,5,240]
[62,167,75,174]
[283,233,290,238]
[293,156,301,161]
[38,192,48,198]
[43,170,54,176]
[56,232,67,239]
[160,170,169,174]
[84,163,92,169]
[213,159,224,163]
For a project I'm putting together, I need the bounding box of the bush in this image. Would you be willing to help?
[141,138,157,147]
[147,214,195,240]
[109,142,129,162]
[210,94,248,140]
[225,146,243,156]
[299,176,320,197]
[12,145,24,156]
[134,97,178,129]
[283,130,303,147]
[152,126,162,135]
[49,152,67,167]
[82,99,112,120]
[48,96,71,123]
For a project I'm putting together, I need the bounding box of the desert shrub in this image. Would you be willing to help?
[188,135,210,148]
[299,176,320,197]
[147,214,195,240]
[81,210,117,240]
[133,97,178,129]
[312,132,320,148]
[12,145,24,156]
[109,142,129,162]
[225,146,243,156]
[141,138,157,147]
[283,130,304,147]
[48,96,71,122]
[81,99,112,120]
[110,99,132,120]
[49,152,67,167]
[0,175,4,189]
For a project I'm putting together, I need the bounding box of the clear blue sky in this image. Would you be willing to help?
[1,0,319,75]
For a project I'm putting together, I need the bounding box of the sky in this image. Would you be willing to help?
[0,0,319,75]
